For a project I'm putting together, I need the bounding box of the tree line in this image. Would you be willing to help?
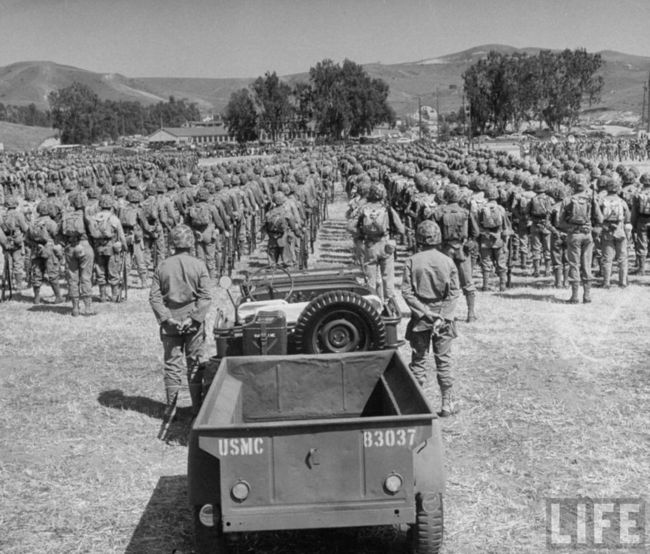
[0,103,52,127]
[463,48,604,135]
[47,82,201,144]
[223,58,396,143]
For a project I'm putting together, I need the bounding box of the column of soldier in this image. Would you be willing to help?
[341,140,650,321]
[0,150,338,315]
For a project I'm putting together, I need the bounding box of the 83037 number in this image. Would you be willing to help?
[363,428,416,448]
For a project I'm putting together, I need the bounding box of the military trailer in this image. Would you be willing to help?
[188,350,445,553]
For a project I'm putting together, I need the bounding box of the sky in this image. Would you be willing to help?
[1,0,650,78]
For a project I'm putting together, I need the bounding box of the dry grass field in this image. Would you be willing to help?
[1,193,649,554]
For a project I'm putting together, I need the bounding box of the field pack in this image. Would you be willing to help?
[566,195,590,225]
[480,204,502,229]
[602,197,624,223]
[530,195,552,218]
[361,205,389,238]
[62,213,85,239]
[120,206,138,229]
[95,213,115,240]
[638,191,650,216]
[142,197,159,224]
[441,207,466,241]
[30,218,51,244]
[265,207,286,236]
[189,204,211,227]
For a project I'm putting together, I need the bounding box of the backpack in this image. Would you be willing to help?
[120,206,138,229]
[2,211,19,235]
[62,213,85,239]
[441,207,467,242]
[566,195,590,225]
[265,207,286,236]
[602,197,624,223]
[361,205,389,238]
[95,213,115,240]
[530,195,551,218]
[142,197,159,224]
[189,204,211,227]
[30,218,51,244]
[480,204,502,229]
[639,191,650,216]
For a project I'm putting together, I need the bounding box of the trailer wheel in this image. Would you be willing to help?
[410,493,443,554]
[193,504,227,553]
[294,291,387,354]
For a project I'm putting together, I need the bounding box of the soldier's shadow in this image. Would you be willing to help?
[27,304,72,315]
[494,292,565,303]
[97,389,192,445]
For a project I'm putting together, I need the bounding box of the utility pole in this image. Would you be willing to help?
[646,73,650,133]
[435,87,440,142]
[418,96,422,140]
[642,83,647,131]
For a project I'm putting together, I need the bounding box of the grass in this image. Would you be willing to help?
[0,194,649,553]
[0,121,56,152]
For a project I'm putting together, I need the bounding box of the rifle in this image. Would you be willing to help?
[120,252,128,302]
[249,212,257,253]
[157,391,178,441]
[309,212,316,254]
[1,251,12,301]
[299,231,309,269]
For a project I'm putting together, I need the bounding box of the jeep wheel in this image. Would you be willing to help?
[194,504,227,553]
[294,291,387,354]
[410,492,443,554]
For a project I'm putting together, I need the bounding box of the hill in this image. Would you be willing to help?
[0,120,56,152]
[1,46,649,120]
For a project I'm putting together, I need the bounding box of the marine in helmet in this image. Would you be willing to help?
[149,224,212,418]
[27,200,63,305]
[92,195,128,302]
[599,175,631,288]
[401,220,461,417]
[0,196,29,289]
[477,185,511,292]
[264,191,300,266]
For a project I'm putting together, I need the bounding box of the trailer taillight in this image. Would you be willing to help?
[231,480,251,502]
[384,473,403,495]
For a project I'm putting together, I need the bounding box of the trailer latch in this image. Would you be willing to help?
[306,448,320,468]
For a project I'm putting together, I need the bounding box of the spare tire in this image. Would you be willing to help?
[294,291,387,354]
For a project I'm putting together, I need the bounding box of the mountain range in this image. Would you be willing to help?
[1,45,649,120]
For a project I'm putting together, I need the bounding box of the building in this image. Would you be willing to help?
[147,125,235,146]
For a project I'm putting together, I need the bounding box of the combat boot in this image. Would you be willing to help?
[532,260,540,277]
[602,266,611,289]
[567,284,580,304]
[111,285,121,302]
[619,264,628,288]
[438,388,457,417]
[583,282,592,304]
[82,296,96,315]
[98,285,109,302]
[138,272,148,288]
[481,272,490,292]
[51,281,64,304]
[465,292,477,322]
[544,260,550,277]
[32,286,41,305]
[71,298,80,317]
[553,268,562,288]
[498,273,507,292]
[562,267,569,288]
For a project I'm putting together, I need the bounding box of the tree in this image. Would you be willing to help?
[307,59,394,139]
[252,71,292,141]
[223,89,258,144]
[48,82,101,144]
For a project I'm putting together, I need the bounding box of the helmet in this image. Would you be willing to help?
[196,187,210,202]
[87,187,100,199]
[70,192,87,209]
[45,183,58,195]
[367,183,386,202]
[127,190,143,203]
[573,173,588,191]
[36,201,50,216]
[443,185,461,204]
[272,191,286,205]
[5,197,18,209]
[170,225,194,249]
[606,176,621,194]
[99,195,114,209]
[156,182,166,193]
[533,179,548,193]
[485,185,499,200]
[640,173,650,186]
[114,185,126,198]
[415,220,442,246]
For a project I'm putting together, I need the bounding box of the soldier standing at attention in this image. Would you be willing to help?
[149,225,212,419]
[478,185,511,292]
[401,220,460,417]
[559,174,603,303]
